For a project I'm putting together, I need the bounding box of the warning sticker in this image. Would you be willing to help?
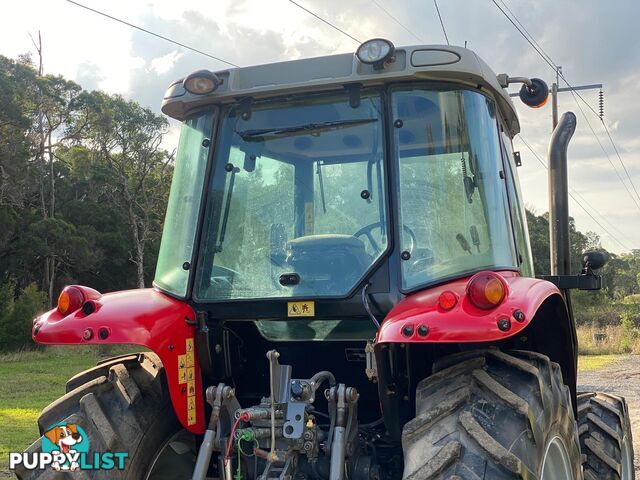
[187,367,195,382]
[288,301,315,317]
[187,380,195,396]
[178,368,187,384]
[178,354,186,369]
[185,338,194,352]
[186,351,194,368]
[304,203,314,235]
[187,396,196,412]
[188,410,196,426]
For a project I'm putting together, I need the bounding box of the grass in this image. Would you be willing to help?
[0,346,138,478]
[577,354,623,372]
[576,324,640,355]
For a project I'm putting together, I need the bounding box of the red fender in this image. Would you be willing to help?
[32,287,205,434]
[377,271,562,344]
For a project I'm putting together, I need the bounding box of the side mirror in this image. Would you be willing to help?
[582,250,608,272]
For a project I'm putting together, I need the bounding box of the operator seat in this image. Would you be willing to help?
[285,234,370,294]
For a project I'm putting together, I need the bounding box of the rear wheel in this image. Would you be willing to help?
[401,349,582,479]
[16,353,196,480]
[578,392,634,480]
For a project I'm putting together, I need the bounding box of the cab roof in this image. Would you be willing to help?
[161,43,521,136]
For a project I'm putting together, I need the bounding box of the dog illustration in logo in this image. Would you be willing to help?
[43,423,82,471]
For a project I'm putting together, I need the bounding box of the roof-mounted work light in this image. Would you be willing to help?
[183,70,221,95]
[356,38,395,69]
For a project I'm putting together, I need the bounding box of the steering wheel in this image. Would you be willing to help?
[354,222,417,256]
[210,265,241,290]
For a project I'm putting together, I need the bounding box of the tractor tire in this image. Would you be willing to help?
[578,392,635,480]
[16,352,196,480]
[401,349,582,479]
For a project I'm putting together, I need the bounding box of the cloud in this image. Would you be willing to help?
[75,62,105,92]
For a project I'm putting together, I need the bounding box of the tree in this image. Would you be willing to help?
[86,93,172,288]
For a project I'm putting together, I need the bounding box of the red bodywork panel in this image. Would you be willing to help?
[377,271,561,343]
[32,288,205,434]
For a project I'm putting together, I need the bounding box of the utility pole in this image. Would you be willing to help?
[509,66,603,131]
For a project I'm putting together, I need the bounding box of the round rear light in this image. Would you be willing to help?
[57,286,85,315]
[438,291,458,310]
[466,272,507,310]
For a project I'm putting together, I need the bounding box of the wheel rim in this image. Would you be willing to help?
[540,435,574,480]
[146,429,196,480]
[621,435,633,480]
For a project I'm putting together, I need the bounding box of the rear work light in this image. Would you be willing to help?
[183,70,221,95]
[466,272,507,310]
[57,286,85,315]
[356,38,395,68]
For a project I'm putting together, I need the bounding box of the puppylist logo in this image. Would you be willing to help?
[9,422,128,472]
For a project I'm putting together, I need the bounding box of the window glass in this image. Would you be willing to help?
[154,111,214,296]
[392,87,517,289]
[195,92,387,300]
[255,319,377,341]
[502,132,534,276]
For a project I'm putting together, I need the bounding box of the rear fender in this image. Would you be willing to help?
[32,287,205,434]
[374,272,570,438]
[377,272,561,344]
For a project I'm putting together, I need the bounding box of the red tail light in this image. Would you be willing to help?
[438,291,458,310]
[57,286,85,315]
[466,272,507,309]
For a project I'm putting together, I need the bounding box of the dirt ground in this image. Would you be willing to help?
[578,354,640,474]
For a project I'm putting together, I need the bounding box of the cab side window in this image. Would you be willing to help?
[501,131,535,277]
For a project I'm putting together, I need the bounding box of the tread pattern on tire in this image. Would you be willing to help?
[578,391,635,480]
[15,353,181,480]
[401,349,582,479]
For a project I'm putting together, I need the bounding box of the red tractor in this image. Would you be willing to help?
[20,39,633,479]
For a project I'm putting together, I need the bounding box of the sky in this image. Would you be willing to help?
[1,0,638,254]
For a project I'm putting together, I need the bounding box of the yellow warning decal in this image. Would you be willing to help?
[177,354,187,384]
[288,301,315,317]
[186,351,194,368]
[180,338,198,426]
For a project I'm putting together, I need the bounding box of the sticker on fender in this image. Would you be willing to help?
[287,301,314,317]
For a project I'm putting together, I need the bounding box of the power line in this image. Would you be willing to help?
[63,0,239,67]
[565,88,640,212]
[568,188,633,245]
[490,0,556,71]
[517,135,632,251]
[288,0,361,44]
[371,0,425,44]
[490,0,640,209]
[601,119,640,205]
[433,0,450,45]
[495,0,554,67]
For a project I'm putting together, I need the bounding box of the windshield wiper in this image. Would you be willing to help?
[236,118,377,141]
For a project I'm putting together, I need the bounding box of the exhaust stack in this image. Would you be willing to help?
[548,111,577,276]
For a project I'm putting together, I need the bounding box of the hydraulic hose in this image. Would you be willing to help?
[310,371,336,391]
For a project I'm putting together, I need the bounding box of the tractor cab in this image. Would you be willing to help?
[155,41,531,336]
